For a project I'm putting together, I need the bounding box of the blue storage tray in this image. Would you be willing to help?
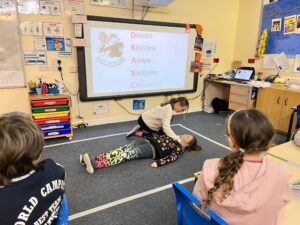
[43,128,71,137]
[40,122,70,131]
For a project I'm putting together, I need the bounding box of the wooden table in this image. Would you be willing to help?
[268,141,300,165]
[267,154,300,225]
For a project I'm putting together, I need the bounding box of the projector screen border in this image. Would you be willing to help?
[77,16,199,101]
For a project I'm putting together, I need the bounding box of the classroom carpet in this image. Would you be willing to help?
[42,111,286,225]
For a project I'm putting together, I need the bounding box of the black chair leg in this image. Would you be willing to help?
[287,109,296,141]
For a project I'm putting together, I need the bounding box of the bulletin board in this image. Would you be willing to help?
[0,0,25,88]
[259,0,300,57]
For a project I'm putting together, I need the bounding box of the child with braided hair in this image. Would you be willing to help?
[80,134,201,174]
[193,109,290,225]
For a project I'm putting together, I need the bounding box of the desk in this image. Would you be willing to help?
[203,79,257,111]
[266,154,300,225]
[268,141,300,165]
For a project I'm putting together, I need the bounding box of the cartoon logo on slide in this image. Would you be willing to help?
[97,32,125,66]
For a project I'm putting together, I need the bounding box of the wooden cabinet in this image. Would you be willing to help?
[256,87,300,133]
[29,94,73,140]
[228,85,257,110]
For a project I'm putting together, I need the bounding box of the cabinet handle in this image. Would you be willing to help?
[285,98,288,106]
[277,96,280,104]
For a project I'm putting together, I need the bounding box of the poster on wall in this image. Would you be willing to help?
[64,0,84,15]
[132,100,145,110]
[43,22,63,37]
[59,38,72,57]
[46,37,65,51]
[258,0,300,57]
[271,18,281,32]
[284,15,296,34]
[34,36,46,50]
[17,0,39,14]
[24,51,47,65]
[20,21,42,35]
[39,0,60,15]
[202,40,216,57]
[296,15,300,33]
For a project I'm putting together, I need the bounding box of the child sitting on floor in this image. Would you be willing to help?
[0,112,65,225]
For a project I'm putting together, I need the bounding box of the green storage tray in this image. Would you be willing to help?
[32,105,69,113]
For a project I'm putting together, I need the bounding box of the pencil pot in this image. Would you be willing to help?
[36,87,42,95]
[48,87,59,94]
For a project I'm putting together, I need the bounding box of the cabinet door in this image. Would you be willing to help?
[278,91,300,132]
[256,88,283,129]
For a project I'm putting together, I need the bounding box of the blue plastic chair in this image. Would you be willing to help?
[55,195,68,225]
[172,182,228,225]
[296,105,300,129]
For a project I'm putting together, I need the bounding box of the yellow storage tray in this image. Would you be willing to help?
[33,111,69,119]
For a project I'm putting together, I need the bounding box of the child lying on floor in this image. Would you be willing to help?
[80,134,201,174]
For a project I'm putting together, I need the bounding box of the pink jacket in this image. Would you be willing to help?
[193,158,290,225]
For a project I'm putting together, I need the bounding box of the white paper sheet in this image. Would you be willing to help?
[273,52,289,71]
[263,54,277,69]
[294,55,300,72]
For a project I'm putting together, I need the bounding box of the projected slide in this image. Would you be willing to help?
[78,17,198,100]
[90,27,188,94]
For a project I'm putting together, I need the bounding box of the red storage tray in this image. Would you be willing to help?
[31,98,68,107]
[34,116,69,125]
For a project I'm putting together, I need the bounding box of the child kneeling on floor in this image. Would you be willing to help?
[193,109,290,225]
[0,112,65,225]
[80,134,201,174]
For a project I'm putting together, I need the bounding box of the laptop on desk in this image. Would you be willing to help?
[231,67,255,83]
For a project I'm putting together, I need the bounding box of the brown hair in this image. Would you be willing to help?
[203,109,274,207]
[161,97,189,110]
[186,136,202,151]
[0,112,44,186]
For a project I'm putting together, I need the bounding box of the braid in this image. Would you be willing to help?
[203,151,244,207]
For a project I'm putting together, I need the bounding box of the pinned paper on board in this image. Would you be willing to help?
[294,55,300,72]
[263,54,277,69]
[273,52,289,71]
[284,15,296,35]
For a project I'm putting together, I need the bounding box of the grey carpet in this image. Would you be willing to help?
[41,111,286,225]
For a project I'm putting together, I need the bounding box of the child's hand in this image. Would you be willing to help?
[150,162,158,168]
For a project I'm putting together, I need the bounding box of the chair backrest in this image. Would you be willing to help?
[55,195,68,225]
[172,182,228,225]
[296,105,300,129]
